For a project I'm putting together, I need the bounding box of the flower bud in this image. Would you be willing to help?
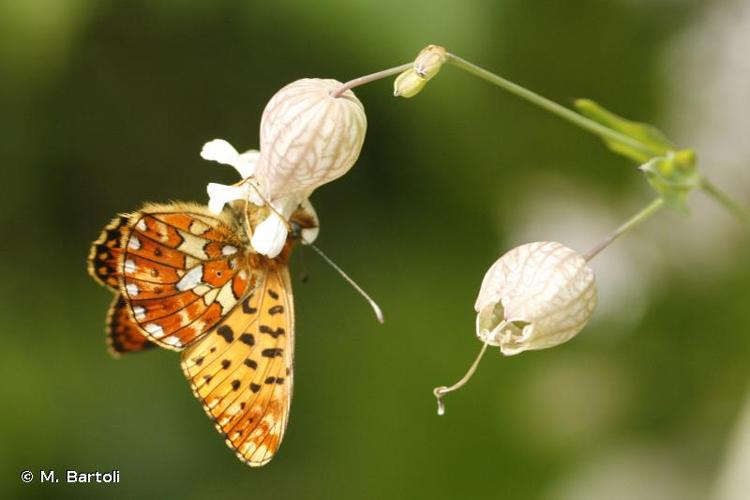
[256,78,367,201]
[475,241,597,355]
[393,69,427,98]
[414,44,447,80]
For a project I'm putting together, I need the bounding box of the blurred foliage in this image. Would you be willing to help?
[1,1,748,499]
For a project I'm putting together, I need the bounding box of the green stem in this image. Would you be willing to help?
[331,62,413,98]
[445,53,658,160]
[584,197,666,261]
[699,178,750,227]
[433,336,492,416]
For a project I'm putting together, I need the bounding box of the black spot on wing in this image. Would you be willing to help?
[268,305,284,315]
[259,325,285,338]
[242,296,257,314]
[217,325,234,343]
[262,348,283,358]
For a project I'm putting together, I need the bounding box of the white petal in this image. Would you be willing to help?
[251,213,288,258]
[206,183,249,214]
[201,139,260,179]
[236,150,260,179]
[201,139,240,165]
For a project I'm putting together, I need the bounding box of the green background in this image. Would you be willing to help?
[2,1,748,499]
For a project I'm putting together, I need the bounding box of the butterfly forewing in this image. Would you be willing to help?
[181,267,294,466]
[88,215,130,289]
[88,216,157,355]
[119,203,255,350]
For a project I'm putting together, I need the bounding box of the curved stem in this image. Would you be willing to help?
[330,62,413,98]
[584,197,665,262]
[433,338,492,416]
[445,53,658,160]
[700,178,750,228]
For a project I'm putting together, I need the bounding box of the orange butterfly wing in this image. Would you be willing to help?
[106,295,157,356]
[88,215,156,355]
[181,267,294,466]
[118,203,256,350]
[90,201,305,466]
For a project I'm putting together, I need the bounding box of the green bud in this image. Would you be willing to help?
[574,98,674,163]
[414,45,447,80]
[393,69,427,98]
[639,149,700,210]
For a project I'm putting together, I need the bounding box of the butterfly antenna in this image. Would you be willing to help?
[307,243,384,324]
[236,178,291,231]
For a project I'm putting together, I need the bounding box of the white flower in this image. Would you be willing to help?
[250,195,300,257]
[200,78,364,258]
[202,139,264,213]
[201,139,260,179]
[201,138,317,258]
[256,78,367,200]
[205,182,252,215]
[475,241,597,355]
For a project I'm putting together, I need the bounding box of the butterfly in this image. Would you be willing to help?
[87,200,317,466]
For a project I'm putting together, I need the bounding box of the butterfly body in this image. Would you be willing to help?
[88,200,317,466]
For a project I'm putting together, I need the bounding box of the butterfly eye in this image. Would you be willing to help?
[289,221,302,240]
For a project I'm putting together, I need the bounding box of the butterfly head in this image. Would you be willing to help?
[289,206,319,243]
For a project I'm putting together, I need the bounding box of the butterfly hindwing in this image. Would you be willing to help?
[106,295,157,356]
[181,267,294,466]
[119,203,255,350]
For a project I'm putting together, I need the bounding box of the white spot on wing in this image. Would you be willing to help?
[176,231,210,259]
[126,283,139,296]
[216,281,238,314]
[222,245,238,256]
[163,336,181,346]
[176,266,204,291]
[136,219,147,231]
[127,236,141,250]
[144,323,164,337]
[133,305,146,320]
[189,220,210,235]
[124,259,136,274]
[203,287,219,305]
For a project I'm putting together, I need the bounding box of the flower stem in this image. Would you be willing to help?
[330,62,414,98]
[583,197,665,261]
[433,337,491,416]
[444,53,658,160]
[700,178,750,228]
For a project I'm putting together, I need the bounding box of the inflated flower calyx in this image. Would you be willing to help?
[475,241,597,355]
[256,78,367,201]
[433,241,597,415]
